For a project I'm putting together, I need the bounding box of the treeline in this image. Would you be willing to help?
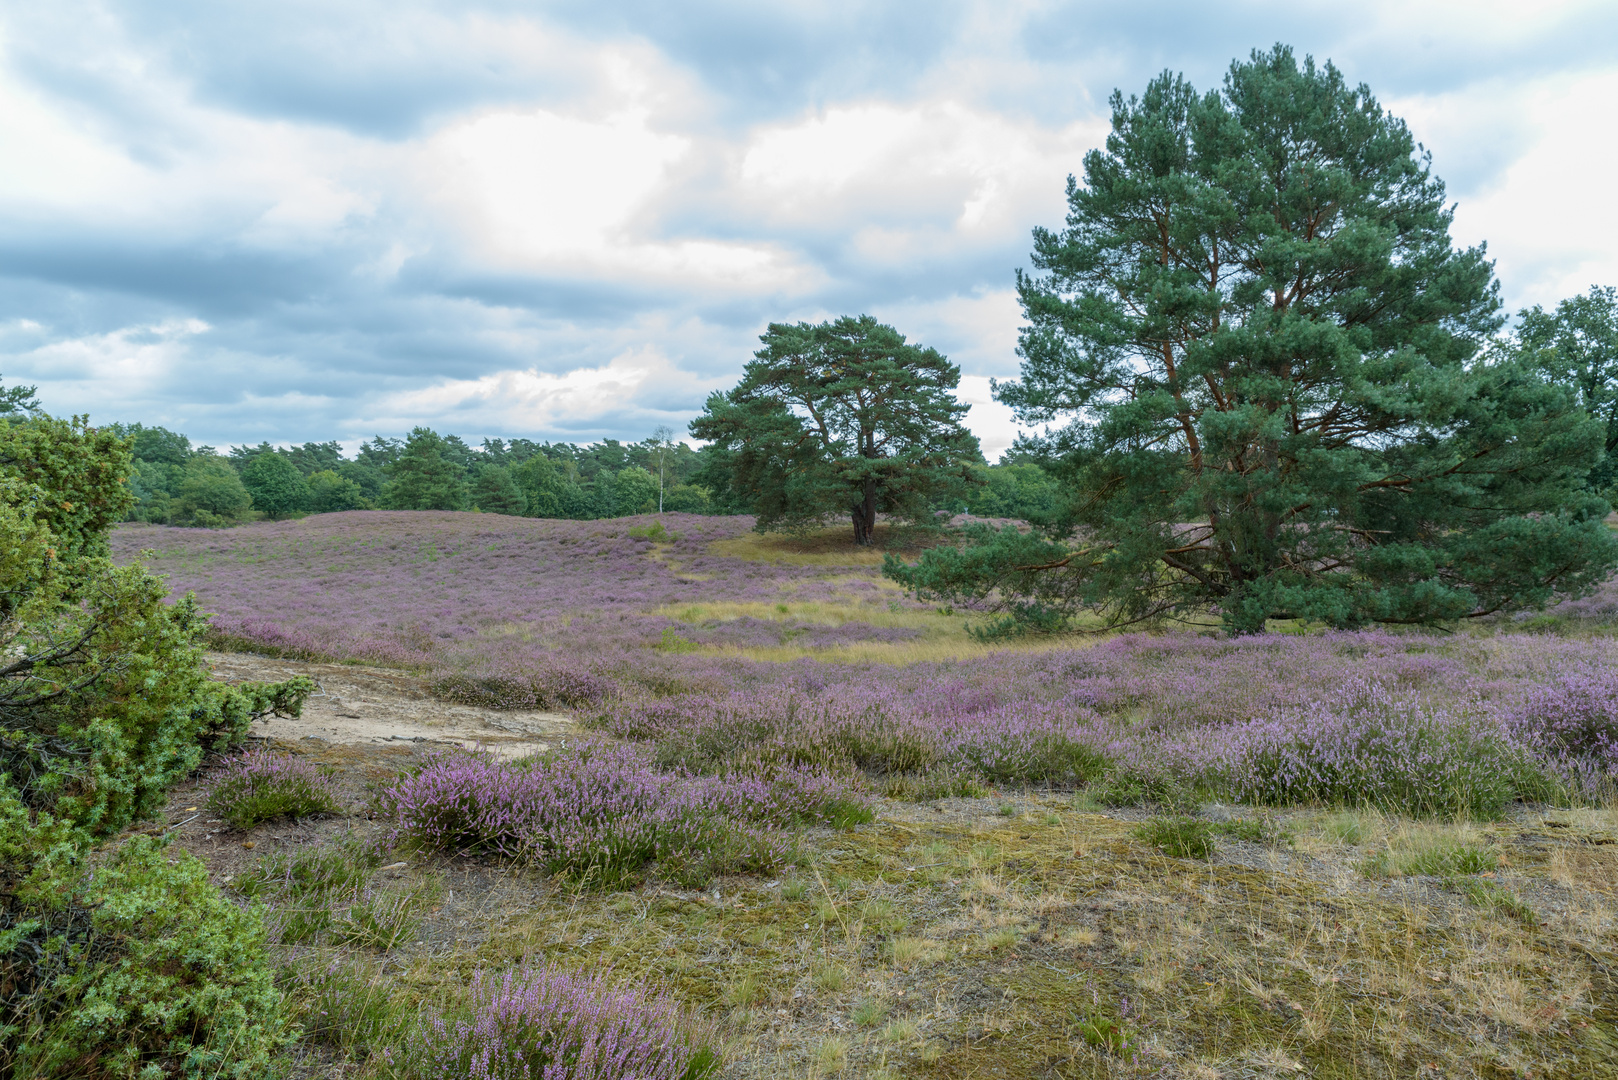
[116,425,716,525]
[112,419,1063,526]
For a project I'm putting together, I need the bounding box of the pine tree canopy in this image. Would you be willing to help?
[690,315,981,545]
[382,427,468,512]
[886,45,1618,634]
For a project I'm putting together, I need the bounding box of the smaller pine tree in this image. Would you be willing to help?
[382,427,468,511]
[470,464,527,515]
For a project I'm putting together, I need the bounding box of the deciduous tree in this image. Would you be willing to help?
[240,450,311,519]
[306,469,369,512]
[174,456,252,526]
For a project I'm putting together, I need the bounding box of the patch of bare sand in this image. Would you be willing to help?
[207,651,572,758]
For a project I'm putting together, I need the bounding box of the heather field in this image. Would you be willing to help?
[117,512,1618,1079]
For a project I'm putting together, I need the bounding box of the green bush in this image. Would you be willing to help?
[0,415,133,564]
[0,406,312,1079]
[306,469,369,512]
[0,829,286,1079]
[239,452,311,519]
[2,555,314,837]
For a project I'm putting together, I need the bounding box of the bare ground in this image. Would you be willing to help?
[208,651,572,756]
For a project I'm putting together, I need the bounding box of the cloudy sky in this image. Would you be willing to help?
[2,0,1615,458]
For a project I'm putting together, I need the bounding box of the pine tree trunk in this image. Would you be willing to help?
[851,482,877,545]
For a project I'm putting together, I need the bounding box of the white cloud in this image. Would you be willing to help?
[365,345,721,436]
[1443,69,1618,311]
[2,319,211,423]
[956,374,1027,462]
[737,101,1098,246]
[425,104,815,290]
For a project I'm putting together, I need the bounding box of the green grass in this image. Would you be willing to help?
[1135,815,1215,859]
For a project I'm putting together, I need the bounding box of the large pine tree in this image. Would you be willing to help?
[889,46,1618,633]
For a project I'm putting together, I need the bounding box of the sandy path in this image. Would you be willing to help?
[207,652,572,758]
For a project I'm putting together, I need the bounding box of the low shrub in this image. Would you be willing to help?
[377,742,867,887]
[1196,683,1542,818]
[394,963,719,1080]
[429,659,617,712]
[948,724,1109,785]
[1505,671,1618,798]
[206,748,342,829]
[1,832,286,1079]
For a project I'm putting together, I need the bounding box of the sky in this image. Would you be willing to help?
[1,1,1615,459]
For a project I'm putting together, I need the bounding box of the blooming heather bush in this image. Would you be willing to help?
[378,742,865,886]
[206,748,342,829]
[402,963,718,1080]
[690,764,873,830]
[627,691,1116,788]
[430,658,618,711]
[1154,683,1545,817]
[1504,670,1618,798]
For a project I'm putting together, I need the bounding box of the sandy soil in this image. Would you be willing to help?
[207,651,572,758]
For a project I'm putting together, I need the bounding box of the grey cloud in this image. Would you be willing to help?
[10,0,974,140]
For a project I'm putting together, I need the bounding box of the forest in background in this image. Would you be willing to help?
[109,421,1061,528]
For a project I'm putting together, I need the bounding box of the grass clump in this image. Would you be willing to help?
[657,627,700,653]
[881,770,988,800]
[234,834,380,900]
[812,964,848,992]
[284,952,411,1062]
[851,997,888,1028]
[1213,814,1289,845]
[628,521,676,541]
[1453,878,1538,925]
[205,747,341,829]
[1359,827,1501,878]
[886,936,939,968]
[331,881,439,950]
[1071,1006,1136,1056]
[1135,815,1215,859]
[724,972,767,1007]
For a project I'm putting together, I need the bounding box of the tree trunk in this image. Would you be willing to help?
[851,482,877,545]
